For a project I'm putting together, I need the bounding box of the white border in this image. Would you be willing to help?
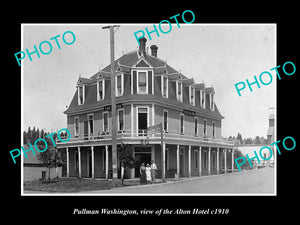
[21,23,277,196]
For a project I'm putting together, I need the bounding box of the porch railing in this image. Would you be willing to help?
[56,130,234,146]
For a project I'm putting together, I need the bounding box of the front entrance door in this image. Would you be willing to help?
[134,147,151,177]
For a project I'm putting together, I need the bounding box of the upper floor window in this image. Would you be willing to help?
[103,111,109,133]
[200,90,205,109]
[116,74,124,97]
[180,114,184,134]
[137,71,148,94]
[194,117,198,136]
[161,76,168,98]
[212,121,216,138]
[78,85,85,105]
[203,119,207,137]
[88,114,94,137]
[97,80,105,101]
[189,86,195,106]
[74,117,79,137]
[176,81,182,102]
[163,110,168,132]
[118,109,124,131]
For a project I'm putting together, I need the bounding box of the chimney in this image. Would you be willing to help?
[150,45,158,57]
[139,37,147,56]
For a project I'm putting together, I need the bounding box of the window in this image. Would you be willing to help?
[176,81,183,102]
[212,121,215,138]
[200,90,205,108]
[118,109,124,131]
[137,71,148,94]
[210,94,215,111]
[88,114,94,137]
[116,74,124,97]
[189,86,195,105]
[97,80,105,101]
[78,85,85,105]
[102,150,106,170]
[203,119,207,137]
[180,114,184,134]
[161,76,168,98]
[163,110,168,132]
[194,117,198,136]
[103,112,109,133]
[74,117,79,137]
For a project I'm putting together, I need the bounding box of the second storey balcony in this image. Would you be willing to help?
[56,129,234,148]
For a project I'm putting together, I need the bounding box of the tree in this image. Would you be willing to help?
[118,144,139,184]
[236,133,243,144]
[37,146,66,182]
[36,133,64,182]
[253,136,260,145]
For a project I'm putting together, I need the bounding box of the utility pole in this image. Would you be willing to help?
[102,25,120,185]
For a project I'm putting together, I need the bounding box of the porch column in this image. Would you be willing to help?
[188,145,191,178]
[105,145,108,179]
[176,145,180,175]
[231,148,234,172]
[199,146,202,176]
[91,146,94,179]
[66,147,69,178]
[208,146,211,176]
[78,147,81,178]
[161,142,166,182]
[224,149,227,174]
[217,147,219,175]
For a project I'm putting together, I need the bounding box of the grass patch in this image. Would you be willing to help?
[23,178,156,193]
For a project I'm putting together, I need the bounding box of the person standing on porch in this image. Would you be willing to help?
[150,160,157,184]
[140,163,146,185]
[145,163,152,184]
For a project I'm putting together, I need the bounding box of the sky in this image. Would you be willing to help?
[22,24,276,138]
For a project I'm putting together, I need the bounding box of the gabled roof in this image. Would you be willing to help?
[204,87,215,94]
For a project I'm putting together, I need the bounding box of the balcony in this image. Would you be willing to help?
[56,130,234,148]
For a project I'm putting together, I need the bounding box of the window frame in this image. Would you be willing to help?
[87,113,94,138]
[189,85,195,106]
[117,108,125,132]
[103,111,109,133]
[194,116,198,136]
[179,113,184,135]
[115,73,124,97]
[163,109,168,132]
[161,75,168,98]
[203,119,207,137]
[78,85,85,105]
[74,116,80,138]
[137,70,148,94]
[97,79,105,101]
[176,80,183,102]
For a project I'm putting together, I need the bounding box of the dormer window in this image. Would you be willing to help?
[210,94,215,111]
[176,81,183,102]
[97,79,105,101]
[161,75,168,98]
[137,71,148,94]
[200,90,206,109]
[189,86,195,106]
[78,85,85,105]
[115,74,124,97]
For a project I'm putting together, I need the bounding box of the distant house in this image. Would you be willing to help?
[23,143,62,181]
[57,37,234,180]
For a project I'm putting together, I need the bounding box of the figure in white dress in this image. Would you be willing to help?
[145,163,152,183]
